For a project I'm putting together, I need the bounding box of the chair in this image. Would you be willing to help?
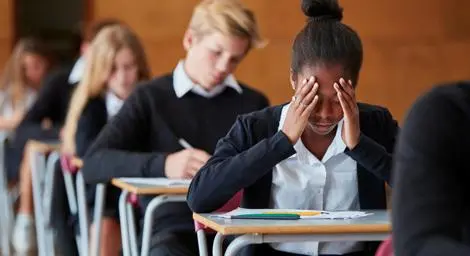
[194,191,243,256]
[60,155,106,256]
[375,236,394,256]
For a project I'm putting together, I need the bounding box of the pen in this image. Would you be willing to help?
[178,138,193,149]
[231,214,300,220]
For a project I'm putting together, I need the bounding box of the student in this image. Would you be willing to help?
[392,83,470,256]
[15,19,122,141]
[0,37,51,138]
[82,0,269,255]
[10,19,121,254]
[187,0,398,255]
[61,24,150,256]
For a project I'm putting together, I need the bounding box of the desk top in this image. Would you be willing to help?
[27,140,60,153]
[193,210,391,235]
[111,178,189,195]
[72,157,83,168]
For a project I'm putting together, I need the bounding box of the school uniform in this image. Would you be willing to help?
[82,61,269,255]
[16,57,84,136]
[75,91,125,218]
[11,58,84,255]
[187,103,398,256]
[393,83,470,256]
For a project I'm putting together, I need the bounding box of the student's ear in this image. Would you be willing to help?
[183,29,197,51]
[289,69,296,91]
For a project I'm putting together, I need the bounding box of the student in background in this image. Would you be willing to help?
[392,83,470,255]
[82,0,269,255]
[10,19,121,254]
[15,19,122,142]
[0,37,51,138]
[187,0,398,255]
[61,24,150,256]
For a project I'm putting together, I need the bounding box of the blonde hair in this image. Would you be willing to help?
[189,0,266,48]
[62,25,150,154]
[0,37,51,110]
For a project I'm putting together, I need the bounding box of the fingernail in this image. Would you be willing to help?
[340,78,345,83]
[348,79,353,85]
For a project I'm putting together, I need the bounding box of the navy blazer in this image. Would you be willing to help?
[187,103,398,255]
[75,97,124,216]
[75,98,108,157]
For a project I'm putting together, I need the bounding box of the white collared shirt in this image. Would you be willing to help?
[68,57,85,84]
[105,90,124,119]
[172,60,242,98]
[0,87,37,118]
[270,104,362,255]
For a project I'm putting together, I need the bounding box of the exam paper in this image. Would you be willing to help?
[118,177,191,186]
[211,208,372,219]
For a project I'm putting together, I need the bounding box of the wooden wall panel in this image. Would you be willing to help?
[0,0,13,71]
[89,0,470,122]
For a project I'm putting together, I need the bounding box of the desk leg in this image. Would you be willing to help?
[127,201,138,256]
[30,151,47,256]
[90,183,106,256]
[224,233,390,256]
[196,229,208,256]
[140,195,186,256]
[62,170,81,251]
[76,172,90,255]
[42,152,59,256]
[224,234,262,256]
[119,190,131,256]
[212,232,225,256]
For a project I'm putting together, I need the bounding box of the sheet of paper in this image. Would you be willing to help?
[118,177,191,186]
[210,208,372,220]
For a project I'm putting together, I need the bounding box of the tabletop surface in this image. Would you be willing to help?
[193,210,391,235]
[111,178,189,195]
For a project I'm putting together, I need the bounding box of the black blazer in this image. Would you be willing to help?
[392,83,470,256]
[17,66,77,131]
[75,97,124,214]
[75,97,107,157]
[6,66,77,180]
[187,103,398,256]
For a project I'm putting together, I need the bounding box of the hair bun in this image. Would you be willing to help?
[301,0,343,22]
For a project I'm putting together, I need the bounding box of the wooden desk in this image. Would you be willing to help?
[71,157,83,168]
[27,139,60,154]
[111,178,188,195]
[112,178,189,256]
[27,139,61,256]
[193,210,391,256]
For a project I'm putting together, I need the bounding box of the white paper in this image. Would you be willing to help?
[210,208,372,220]
[118,177,191,186]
